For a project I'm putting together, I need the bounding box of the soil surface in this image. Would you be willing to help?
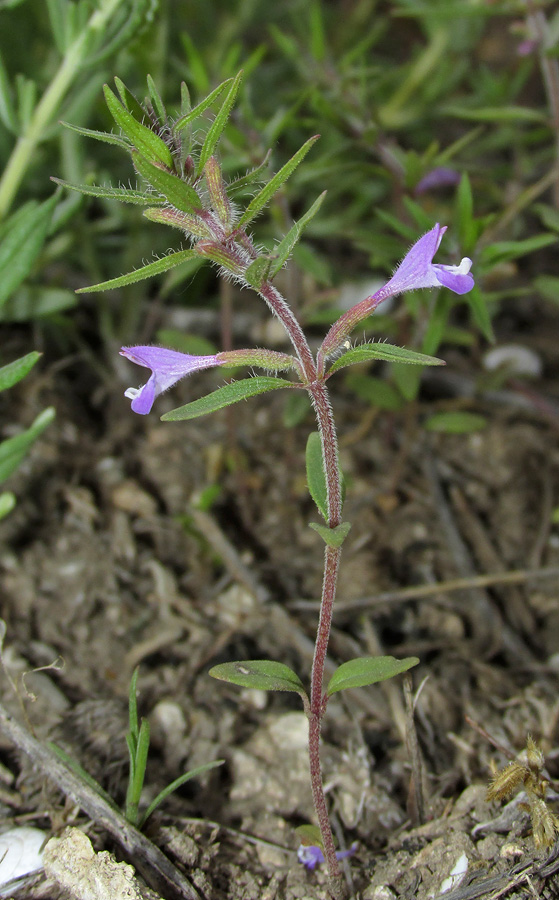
[1,287,559,900]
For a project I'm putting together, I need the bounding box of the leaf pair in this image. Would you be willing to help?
[209,656,419,698]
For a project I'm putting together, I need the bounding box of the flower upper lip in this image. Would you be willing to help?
[384,223,474,296]
[120,345,221,415]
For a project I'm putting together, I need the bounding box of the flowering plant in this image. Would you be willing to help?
[57,74,474,900]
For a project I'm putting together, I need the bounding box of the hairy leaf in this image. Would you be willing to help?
[237,136,319,228]
[197,70,243,175]
[76,249,198,293]
[162,376,294,421]
[52,177,165,206]
[328,343,444,375]
[270,191,326,277]
[132,153,202,212]
[104,84,173,167]
[306,431,328,521]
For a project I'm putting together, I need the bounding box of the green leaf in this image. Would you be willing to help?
[228,150,272,195]
[132,153,203,213]
[161,376,294,421]
[0,48,16,132]
[270,191,326,277]
[173,77,233,134]
[0,492,15,520]
[480,234,557,267]
[237,136,319,228]
[197,70,243,176]
[283,392,311,427]
[328,343,444,375]
[466,286,494,343]
[245,256,274,289]
[76,249,198,293]
[209,660,307,696]
[326,656,419,696]
[0,352,41,392]
[391,362,422,402]
[0,286,77,321]
[48,743,119,810]
[129,718,150,823]
[51,177,166,206]
[309,521,351,548]
[443,105,547,124]
[60,120,131,150]
[0,407,55,484]
[455,173,476,256]
[146,74,167,124]
[535,274,559,304]
[346,374,403,411]
[139,760,224,827]
[0,194,57,308]
[128,667,140,744]
[103,84,173,167]
[306,431,328,521]
[424,411,487,434]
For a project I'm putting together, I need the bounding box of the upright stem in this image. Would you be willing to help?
[245,273,347,898]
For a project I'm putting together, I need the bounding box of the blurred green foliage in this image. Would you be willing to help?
[0,0,558,400]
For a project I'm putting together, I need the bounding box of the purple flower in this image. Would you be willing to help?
[384,224,473,296]
[414,167,460,195]
[120,345,222,415]
[297,843,357,871]
[319,223,474,360]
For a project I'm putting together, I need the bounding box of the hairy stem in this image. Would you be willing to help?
[239,267,346,895]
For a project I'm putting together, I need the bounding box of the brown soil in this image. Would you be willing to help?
[1,293,559,900]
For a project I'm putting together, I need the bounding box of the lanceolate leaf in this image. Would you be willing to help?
[327,656,419,697]
[196,71,243,175]
[76,249,199,293]
[228,150,272,195]
[237,136,320,228]
[209,660,307,697]
[0,351,41,392]
[328,343,445,375]
[173,77,233,134]
[0,194,57,308]
[306,431,328,521]
[270,191,326,277]
[161,376,294,421]
[0,407,55,484]
[60,120,131,150]
[140,760,224,827]
[424,411,487,434]
[51,178,166,206]
[103,84,173,167]
[132,153,202,212]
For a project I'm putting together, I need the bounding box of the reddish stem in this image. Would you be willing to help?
[231,234,347,897]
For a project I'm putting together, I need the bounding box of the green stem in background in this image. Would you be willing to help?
[0,0,125,219]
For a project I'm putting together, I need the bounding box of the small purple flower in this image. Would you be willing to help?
[297,843,357,871]
[414,167,460,195]
[120,345,222,415]
[319,223,474,360]
[384,224,474,296]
